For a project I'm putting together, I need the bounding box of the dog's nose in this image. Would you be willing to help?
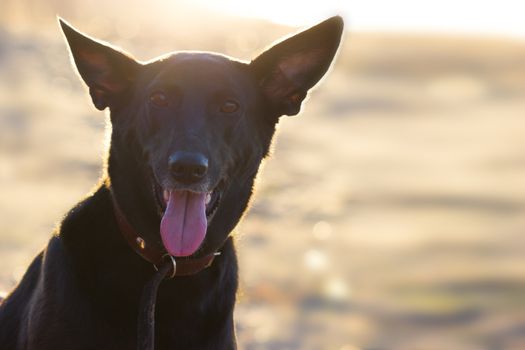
[168,152,209,184]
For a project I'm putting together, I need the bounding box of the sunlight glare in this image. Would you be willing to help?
[193,0,346,26]
[191,0,525,38]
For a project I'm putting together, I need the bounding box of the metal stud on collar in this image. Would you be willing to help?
[136,237,146,250]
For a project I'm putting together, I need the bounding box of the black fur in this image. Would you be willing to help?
[0,16,343,349]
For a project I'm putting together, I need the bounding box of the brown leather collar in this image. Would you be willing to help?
[110,193,217,277]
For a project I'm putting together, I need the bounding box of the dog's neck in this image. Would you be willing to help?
[59,183,239,347]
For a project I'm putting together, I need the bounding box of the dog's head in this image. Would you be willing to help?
[60,17,343,258]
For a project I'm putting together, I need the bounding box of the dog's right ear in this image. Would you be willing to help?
[59,18,140,111]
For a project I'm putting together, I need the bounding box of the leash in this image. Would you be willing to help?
[137,259,172,350]
[109,192,219,350]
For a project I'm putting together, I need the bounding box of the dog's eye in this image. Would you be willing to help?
[220,100,239,114]
[149,92,169,107]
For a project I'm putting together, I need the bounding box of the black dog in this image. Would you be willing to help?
[0,16,343,349]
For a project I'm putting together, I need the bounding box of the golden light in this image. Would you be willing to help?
[190,0,525,38]
[192,0,345,26]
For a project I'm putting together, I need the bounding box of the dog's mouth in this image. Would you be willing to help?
[152,181,223,257]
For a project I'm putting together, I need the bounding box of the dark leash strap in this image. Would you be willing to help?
[137,259,173,350]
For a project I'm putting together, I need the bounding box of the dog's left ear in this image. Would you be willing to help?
[250,16,343,117]
[59,18,140,111]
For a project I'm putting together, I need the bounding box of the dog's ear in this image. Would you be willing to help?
[250,16,343,117]
[59,18,140,111]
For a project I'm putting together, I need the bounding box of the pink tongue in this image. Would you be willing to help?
[160,191,207,257]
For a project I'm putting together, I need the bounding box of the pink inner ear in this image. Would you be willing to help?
[79,51,125,93]
[277,48,325,84]
[79,51,107,67]
[262,67,298,101]
[262,48,326,102]
[97,73,126,93]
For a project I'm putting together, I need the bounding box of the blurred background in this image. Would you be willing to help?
[1,1,524,349]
